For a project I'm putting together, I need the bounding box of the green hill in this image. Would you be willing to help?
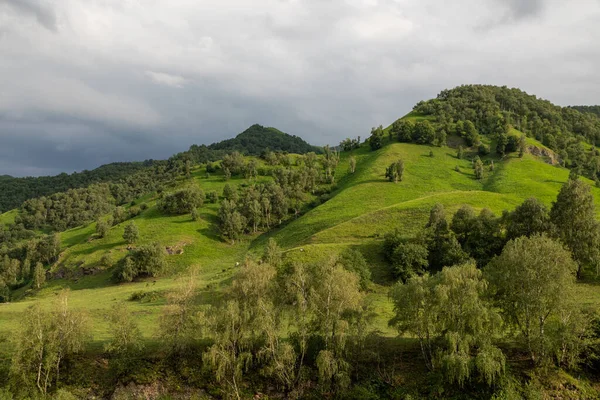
[2,86,600,398]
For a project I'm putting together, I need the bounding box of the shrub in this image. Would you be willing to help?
[478,143,490,156]
[158,187,204,214]
[112,243,166,282]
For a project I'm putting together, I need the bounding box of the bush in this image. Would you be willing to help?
[112,243,166,282]
[128,290,162,302]
[478,143,490,156]
[207,191,219,204]
[158,187,204,214]
[100,253,113,268]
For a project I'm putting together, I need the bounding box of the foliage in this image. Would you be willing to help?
[337,248,371,290]
[385,159,405,183]
[414,84,600,179]
[389,263,505,386]
[550,177,600,277]
[10,291,89,396]
[112,243,166,282]
[158,187,205,215]
[368,126,384,150]
[485,235,579,364]
[122,221,139,245]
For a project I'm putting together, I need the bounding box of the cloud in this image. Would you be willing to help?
[0,0,58,31]
[1,0,600,177]
[145,71,187,88]
[501,0,546,21]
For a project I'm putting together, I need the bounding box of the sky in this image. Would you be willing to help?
[1,0,600,177]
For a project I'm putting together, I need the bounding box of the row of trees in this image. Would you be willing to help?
[385,175,600,280]
[390,234,587,385]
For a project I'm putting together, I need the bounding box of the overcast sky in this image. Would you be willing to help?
[1,0,600,177]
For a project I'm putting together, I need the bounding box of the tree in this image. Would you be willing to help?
[485,235,578,364]
[390,240,429,281]
[550,177,600,278]
[496,133,508,156]
[158,187,204,214]
[457,145,464,159]
[32,262,45,289]
[159,268,200,354]
[349,156,356,174]
[519,133,527,158]
[390,263,505,386]
[223,183,239,202]
[424,204,468,271]
[112,243,166,282]
[10,291,88,396]
[385,159,405,183]
[412,120,436,144]
[104,303,144,378]
[473,156,484,180]
[337,248,371,290]
[191,207,200,221]
[463,121,480,147]
[96,218,110,238]
[368,126,384,150]
[219,200,246,244]
[393,120,415,142]
[435,129,447,147]
[310,259,363,391]
[263,238,282,268]
[122,221,139,245]
[506,197,550,240]
[113,206,127,226]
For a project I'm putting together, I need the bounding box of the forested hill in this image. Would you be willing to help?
[0,161,156,214]
[412,85,600,179]
[570,105,600,118]
[183,124,322,164]
[0,124,320,213]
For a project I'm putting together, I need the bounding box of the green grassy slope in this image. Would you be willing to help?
[2,134,600,352]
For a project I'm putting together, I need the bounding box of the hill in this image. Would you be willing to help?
[208,124,320,154]
[0,161,157,214]
[0,124,321,214]
[1,86,600,398]
[183,123,321,164]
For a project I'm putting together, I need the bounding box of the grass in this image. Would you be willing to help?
[3,134,600,359]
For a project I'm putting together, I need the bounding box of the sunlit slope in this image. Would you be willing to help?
[271,141,600,249]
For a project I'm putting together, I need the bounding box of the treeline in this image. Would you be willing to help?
[570,105,600,118]
[408,85,600,179]
[385,174,600,280]
[0,161,156,213]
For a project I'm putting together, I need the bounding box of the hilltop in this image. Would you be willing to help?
[1,85,600,398]
[0,124,320,213]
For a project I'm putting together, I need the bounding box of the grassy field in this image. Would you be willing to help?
[2,134,600,356]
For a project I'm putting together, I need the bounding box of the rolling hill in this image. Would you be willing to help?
[2,86,600,398]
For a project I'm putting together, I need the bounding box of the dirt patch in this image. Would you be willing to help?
[527,145,561,165]
[165,240,191,255]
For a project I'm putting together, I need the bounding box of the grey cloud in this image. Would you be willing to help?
[0,0,57,31]
[502,0,546,20]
